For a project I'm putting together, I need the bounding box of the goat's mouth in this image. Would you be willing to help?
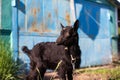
[56,41,63,45]
[56,37,64,45]
[56,38,67,45]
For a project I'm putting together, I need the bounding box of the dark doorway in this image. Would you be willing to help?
[118,8,120,27]
[117,8,120,57]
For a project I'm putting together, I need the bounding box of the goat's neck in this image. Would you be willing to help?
[65,34,79,50]
[70,44,79,49]
[66,43,79,51]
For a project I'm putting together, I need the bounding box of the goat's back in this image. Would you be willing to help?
[31,42,70,69]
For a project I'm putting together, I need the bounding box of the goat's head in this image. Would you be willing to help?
[56,20,79,46]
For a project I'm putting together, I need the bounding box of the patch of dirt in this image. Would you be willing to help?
[18,61,120,80]
[44,63,119,80]
[44,72,108,80]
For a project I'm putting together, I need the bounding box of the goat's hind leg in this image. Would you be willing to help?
[26,68,38,80]
[36,61,47,80]
[38,67,46,80]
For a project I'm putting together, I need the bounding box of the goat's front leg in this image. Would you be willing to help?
[67,65,73,80]
[57,62,66,80]
[58,72,66,80]
[75,57,80,69]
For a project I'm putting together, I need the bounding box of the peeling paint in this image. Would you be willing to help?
[39,23,51,33]
[54,8,58,16]
[48,13,51,18]
[29,21,38,32]
[32,8,37,16]
[65,12,71,25]
[31,8,40,17]
[29,21,51,33]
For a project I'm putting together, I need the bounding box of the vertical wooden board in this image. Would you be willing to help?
[43,0,58,33]
[94,39,112,64]
[79,38,94,67]
[27,0,44,33]
[18,0,26,32]
[57,0,71,26]
[98,8,110,38]
[79,38,112,67]
[18,0,44,33]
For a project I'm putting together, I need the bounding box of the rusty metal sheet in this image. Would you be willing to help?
[18,0,73,68]
[18,0,72,35]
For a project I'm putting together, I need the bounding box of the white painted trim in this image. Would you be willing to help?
[11,0,16,7]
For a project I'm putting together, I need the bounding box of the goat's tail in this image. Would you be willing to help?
[22,46,31,54]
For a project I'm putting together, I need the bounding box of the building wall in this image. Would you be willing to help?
[86,0,118,59]
[0,0,118,68]
[16,0,118,68]
[1,0,12,29]
[0,0,12,51]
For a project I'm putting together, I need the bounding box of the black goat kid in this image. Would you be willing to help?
[22,20,81,80]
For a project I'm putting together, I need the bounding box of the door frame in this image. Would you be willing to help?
[11,1,19,61]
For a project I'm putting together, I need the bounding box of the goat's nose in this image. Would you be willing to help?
[56,42,61,45]
[66,32,70,37]
[56,37,61,43]
[56,42,58,45]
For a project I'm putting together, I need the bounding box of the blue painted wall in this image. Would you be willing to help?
[11,0,118,68]
[74,0,114,67]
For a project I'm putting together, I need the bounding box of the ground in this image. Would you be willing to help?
[18,60,120,80]
[44,60,120,80]
[44,66,111,80]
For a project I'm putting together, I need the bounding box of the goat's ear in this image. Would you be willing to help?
[60,23,64,29]
[73,19,79,31]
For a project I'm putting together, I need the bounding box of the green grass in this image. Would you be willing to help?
[88,67,120,80]
[0,40,20,80]
[74,64,120,80]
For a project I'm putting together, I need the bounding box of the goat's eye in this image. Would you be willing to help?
[66,33,70,38]
[60,30,64,35]
[69,29,73,35]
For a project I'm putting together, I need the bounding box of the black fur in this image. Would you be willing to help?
[22,20,81,80]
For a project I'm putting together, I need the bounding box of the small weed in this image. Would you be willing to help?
[0,40,20,80]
